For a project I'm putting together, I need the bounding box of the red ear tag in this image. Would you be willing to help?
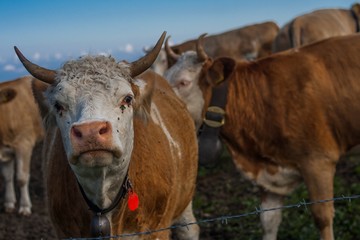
[128,191,139,211]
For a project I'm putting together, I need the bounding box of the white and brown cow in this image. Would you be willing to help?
[272,3,360,52]
[0,76,44,216]
[14,32,200,239]
[164,33,360,240]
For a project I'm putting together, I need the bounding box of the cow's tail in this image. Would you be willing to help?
[288,18,302,48]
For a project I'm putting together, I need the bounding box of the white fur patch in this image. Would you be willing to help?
[231,151,301,195]
[150,103,181,159]
[256,166,301,195]
[133,78,147,91]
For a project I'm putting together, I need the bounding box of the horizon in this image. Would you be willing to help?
[0,0,356,81]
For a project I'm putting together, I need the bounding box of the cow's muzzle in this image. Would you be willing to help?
[69,121,121,166]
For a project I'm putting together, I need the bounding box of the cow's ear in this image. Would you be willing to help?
[131,73,156,122]
[31,78,50,118]
[0,88,17,104]
[351,3,360,21]
[206,57,236,86]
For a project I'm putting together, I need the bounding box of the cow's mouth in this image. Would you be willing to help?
[73,149,121,167]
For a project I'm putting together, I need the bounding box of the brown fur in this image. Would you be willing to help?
[0,76,44,214]
[273,5,360,52]
[0,77,44,148]
[199,34,360,239]
[168,21,279,67]
[33,70,198,238]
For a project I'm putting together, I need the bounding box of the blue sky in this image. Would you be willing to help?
[0,0,356,81]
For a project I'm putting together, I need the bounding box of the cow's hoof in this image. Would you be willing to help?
[4,203,16,213]
[18,206,31,216]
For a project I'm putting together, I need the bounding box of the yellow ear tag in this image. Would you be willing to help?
[215,75,224,85]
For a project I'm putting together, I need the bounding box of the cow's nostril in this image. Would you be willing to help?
[99,126,108,135]
[72,127,82,138]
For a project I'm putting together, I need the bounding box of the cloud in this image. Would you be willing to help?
[3,64,16,72]
[33,52,41,61]
[124,44,134,53]
[98,49,112,57]
[98,52,110,57]
[54,52,63,60]
[80,50,89,56]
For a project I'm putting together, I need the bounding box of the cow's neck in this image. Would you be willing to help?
[216,67,303,194]
[76,172,129,214]
[221,67,289,163]
[72,159,130,210]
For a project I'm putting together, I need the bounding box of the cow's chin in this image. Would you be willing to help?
[77,150,114,167]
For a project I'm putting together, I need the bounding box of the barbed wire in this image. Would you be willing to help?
[64,194,360,240]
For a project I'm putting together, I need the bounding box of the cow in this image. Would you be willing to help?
[164,33,360,240]
[0,76,44,216]
[14,32,200,239]
[272,3,360,52]
[149,21,279,76]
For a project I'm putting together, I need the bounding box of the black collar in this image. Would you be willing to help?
[197,79,229,168]
[77,174,130,215]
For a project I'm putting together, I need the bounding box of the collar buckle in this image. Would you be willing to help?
[203,106,225,128]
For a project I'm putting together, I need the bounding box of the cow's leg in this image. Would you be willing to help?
[300,157,336,240]
[171,201,199,240]
[260,191,284,240]
[1,159,16,213]
[15,144,33,216]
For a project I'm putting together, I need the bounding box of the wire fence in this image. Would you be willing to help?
[63,194,360,240]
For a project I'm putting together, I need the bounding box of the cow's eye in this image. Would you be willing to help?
[54,101,65,114]
[123,95,133,105]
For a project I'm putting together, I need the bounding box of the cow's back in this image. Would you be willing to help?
[172,21,279,61]
[237,33,360,160]
[303,34,360,148]
[273,8,358,52]
[204,21,279,59]
[293,9,356,45]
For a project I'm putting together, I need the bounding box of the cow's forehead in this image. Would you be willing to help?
[55,55,132,90]
[176,52,201,69]
[44,56,136,107]
[165,51,203,80]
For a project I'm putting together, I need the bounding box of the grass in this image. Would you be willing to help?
[193,150,360,240]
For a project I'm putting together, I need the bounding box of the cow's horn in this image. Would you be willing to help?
[196,33,209,62]
[165,36,180,61]
[14,46,56,84]
[130,31,166,77]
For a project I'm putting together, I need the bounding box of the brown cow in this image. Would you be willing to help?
[149,21,279,75]
[273,3,360,52]
[164,33,360,240]
[14,32,200,239]
[0,76,44,216]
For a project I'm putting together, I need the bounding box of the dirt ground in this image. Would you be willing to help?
[0,143,56,239]
[0,142,254,240]
[0,142,359,239]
